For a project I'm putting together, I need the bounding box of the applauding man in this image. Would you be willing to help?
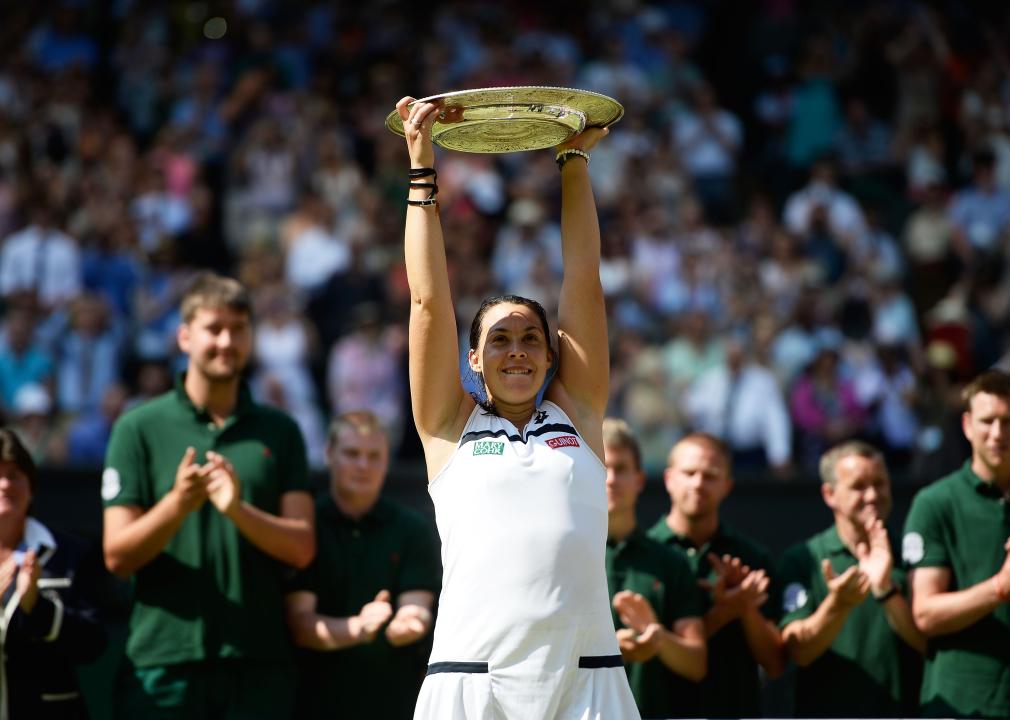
[285,411,440,719]
[602,419,706,719]
[779,441,923,717]
[649,433,784,718]
[102,274,315,719]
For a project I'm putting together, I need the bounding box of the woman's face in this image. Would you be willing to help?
[0,461,31,522]
[469,303,552,407]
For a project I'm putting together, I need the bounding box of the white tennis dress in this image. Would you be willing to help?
[414,402,641,720]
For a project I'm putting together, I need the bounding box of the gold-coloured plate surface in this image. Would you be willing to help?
[385,86,624,153]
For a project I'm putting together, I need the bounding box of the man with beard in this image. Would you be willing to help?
[102,273,315,719]
[903,370,1010,718]
[286,411,440,719]
[779,441,923,717]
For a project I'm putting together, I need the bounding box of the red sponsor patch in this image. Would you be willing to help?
[546,435,580,449]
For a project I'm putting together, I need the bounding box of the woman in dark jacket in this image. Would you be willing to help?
[0,428,106,719]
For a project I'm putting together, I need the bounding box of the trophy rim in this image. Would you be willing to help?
[384,86,624,153]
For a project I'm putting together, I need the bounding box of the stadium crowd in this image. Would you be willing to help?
[1,1,1009,479]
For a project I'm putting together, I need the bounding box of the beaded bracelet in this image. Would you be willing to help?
[556,148,590,169]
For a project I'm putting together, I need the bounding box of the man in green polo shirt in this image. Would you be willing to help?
[648,432,785,718]
[102,273,316,719]
[780,440,924,717]
[285,411,440,719]
[903,370,1010,718]
[602,418,706,720]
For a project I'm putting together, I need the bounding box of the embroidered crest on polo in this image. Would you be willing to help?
[101,467,121,501]
[783,582,808,613]
[902,532,925,564]
[472,440,505,456]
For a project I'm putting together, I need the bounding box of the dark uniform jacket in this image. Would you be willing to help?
[1,518,106,719]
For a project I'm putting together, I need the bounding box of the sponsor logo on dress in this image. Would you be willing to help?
[902,532,925,564]
[473,440,505,456]
[546,435,580,449]
[534,410,548,424]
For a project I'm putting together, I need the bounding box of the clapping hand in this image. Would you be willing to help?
[204,451,241,516]
[822,559,870,609]
[0,551,41,613]
[172,447,209,513]
[385,604,432,647]
[855,518,894,596]
[699,553,770,618]
[613,590,663,663]
[354,590,394,644]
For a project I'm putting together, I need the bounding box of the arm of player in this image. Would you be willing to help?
[205,452,315,568]
[385,590,435,647]
[910,540,1010,637]
[103,447,208,578]
[782,561,870,667]
[286,590,394,651]
[554,127,610,425]
[397,96,471,473]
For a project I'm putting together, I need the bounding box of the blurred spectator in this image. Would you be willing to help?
[282,192,351,297]
[65,383,128,467]
[662,310,724,393]
[54,294,124,415]
[0,306,53,412]
[9,383,64,465]
[684,336,793,477]
[790,346,867,470]
[947,148,1010,264]
[786,37,842,171]
[836,96,896,179]
[672,83,742,223]
[783,155,868,249]
[0,196,82,310]
[327,304,406,451]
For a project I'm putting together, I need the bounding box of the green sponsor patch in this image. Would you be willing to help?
[472,440,505,456]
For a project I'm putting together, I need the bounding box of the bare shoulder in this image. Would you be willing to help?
[420,394,478,482]
[545,381,604,460]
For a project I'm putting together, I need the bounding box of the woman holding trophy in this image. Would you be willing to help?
[396,94,640,719]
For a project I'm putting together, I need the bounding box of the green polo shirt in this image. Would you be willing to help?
[605,525,705,720]
[103,377,309,668]
[648,517,778,719]
[903,461,1010,718]
[778,525,921,718]
[288,495,442,720]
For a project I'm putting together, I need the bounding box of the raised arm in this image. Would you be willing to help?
[552,129,610,438]
[398,97,471,475]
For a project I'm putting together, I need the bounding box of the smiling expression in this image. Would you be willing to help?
[178,307,253,382]
[0,460,31,522]
[823,454,892,526]
[469,303,553,408]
